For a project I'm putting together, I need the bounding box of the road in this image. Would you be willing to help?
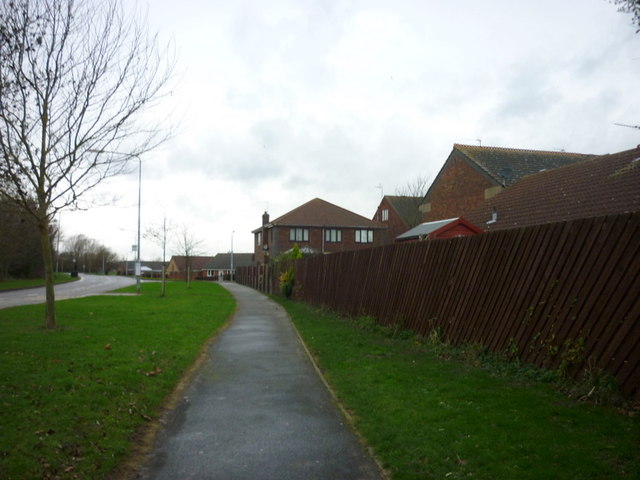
[0,274,136,309]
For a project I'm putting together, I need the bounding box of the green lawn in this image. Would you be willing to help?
[0,273,77,291]
[2,283,637,480]
[278,300,640,480]
[0,281,235,479]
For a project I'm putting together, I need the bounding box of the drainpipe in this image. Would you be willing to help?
[486,207,498,225]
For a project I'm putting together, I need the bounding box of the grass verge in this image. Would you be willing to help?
[277,300,639,480]
[0,281,235,479]
[0,273,77,291]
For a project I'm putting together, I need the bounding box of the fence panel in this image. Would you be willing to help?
[236,213,640,399]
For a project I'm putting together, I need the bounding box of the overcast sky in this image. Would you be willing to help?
[62,0,640,261]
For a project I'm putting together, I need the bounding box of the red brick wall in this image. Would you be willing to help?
[271,225,385,256]
[423,155,496,222]
[373,198,408,243]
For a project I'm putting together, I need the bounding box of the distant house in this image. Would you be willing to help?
[117,260,165,278]
[166,255,214,281]
[421,144,593,223]
[396,217,483,242]
[465,146,640,230]
[372,195,423,243]
[204,253,256,281]
[252,198,387,264]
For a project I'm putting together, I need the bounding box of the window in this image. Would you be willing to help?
[355,229,374,243]
[256,232,262,246]
[289,227,309,242]
[381,208,389,222]
[325,229,342,243]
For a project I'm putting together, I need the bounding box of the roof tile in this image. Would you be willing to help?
[266,198,384,229]
[454,143,593,186]
[466,146,640,230]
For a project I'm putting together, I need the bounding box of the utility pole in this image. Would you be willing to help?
[230,230,234,281]
[136,156,142,293]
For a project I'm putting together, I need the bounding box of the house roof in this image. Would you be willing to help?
[169,256,215,270]
[140,261,165,271]
[451,144,593,187]
[205,253,255,269]
[396,217,483,240]
[255,198,384,231]
[383,195,423,227]
[465,146,640,230]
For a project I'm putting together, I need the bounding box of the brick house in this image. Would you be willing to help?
[421,144,593,223]
[166,255,214,281]
[372,195,423,243]
[203,253,255,281]
[465,146,640,230]
[252,198,387,264]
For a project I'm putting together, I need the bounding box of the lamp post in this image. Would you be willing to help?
[90,149,142,290]
[230,230,234,281]
[135,156,141,293]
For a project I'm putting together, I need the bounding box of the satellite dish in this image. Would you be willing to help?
[498,167,513,186]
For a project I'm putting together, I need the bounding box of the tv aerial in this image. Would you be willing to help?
[614,122,640,130]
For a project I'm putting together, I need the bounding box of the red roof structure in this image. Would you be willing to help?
[395,217,483,242]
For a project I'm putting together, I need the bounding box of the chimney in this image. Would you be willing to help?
[262,211,269,226]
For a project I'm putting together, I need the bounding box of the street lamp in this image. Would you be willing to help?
[89,149,142,292]
[230,230,234,281]
[135,156,141,293]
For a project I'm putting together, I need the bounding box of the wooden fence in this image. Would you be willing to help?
[236,213,640,400]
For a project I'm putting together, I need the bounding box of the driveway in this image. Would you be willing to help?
[0,274,136,309]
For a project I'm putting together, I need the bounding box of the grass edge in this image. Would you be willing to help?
[108,303,239,480]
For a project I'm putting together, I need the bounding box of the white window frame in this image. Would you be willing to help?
[382,208,389,221]
[355,229,374,243]
[289,227,309,242]
[324,229,342,243]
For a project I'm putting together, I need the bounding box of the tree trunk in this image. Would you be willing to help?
[38,218,57,329]
[161,265,166,297]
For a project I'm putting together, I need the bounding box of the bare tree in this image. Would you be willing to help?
[65,233,90,272]
[145,215,172,296]
[612,0,640,31]
[174,224,202,289]
[0,1,174,328]
[64,233,116,274]
[94,244,118,274]
[394,174,431,228]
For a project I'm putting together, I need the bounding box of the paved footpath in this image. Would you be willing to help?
[137,282,384,480]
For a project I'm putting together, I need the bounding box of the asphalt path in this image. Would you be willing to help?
[0,274,136,309]
[138,281,384,480]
